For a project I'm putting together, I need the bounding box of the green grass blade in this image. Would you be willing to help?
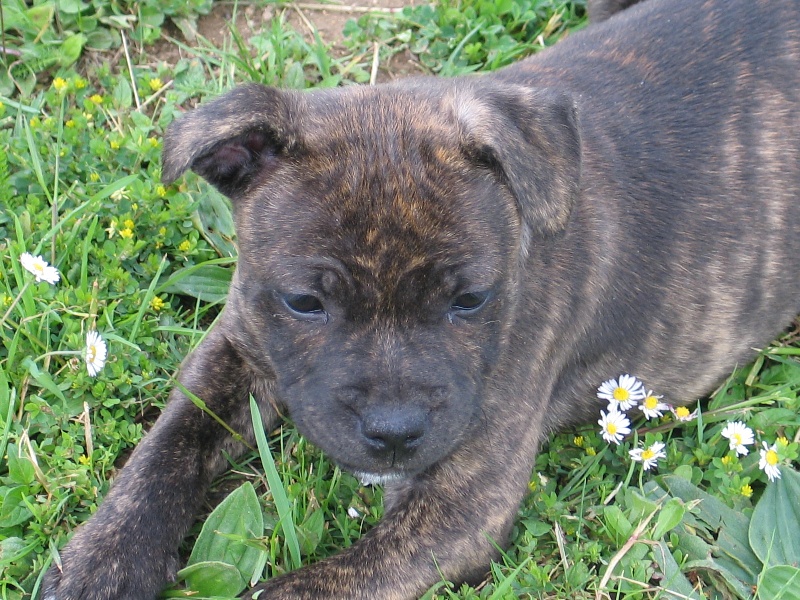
[249,394,302,571]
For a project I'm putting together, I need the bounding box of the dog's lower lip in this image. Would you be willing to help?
[353,470,408,486]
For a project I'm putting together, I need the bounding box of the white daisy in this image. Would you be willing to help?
[597,374,645,411]
[639,391,669,420]
[671,405,698,422]
[598,409,632,445]
[758,441,782,482]
[629,441,667,471]
[20,252,60,285]
[720,421,755,456]
[84,330,107,377]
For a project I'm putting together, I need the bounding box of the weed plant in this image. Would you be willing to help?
[1,1,799,599]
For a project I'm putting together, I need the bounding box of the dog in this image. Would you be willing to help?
[43,0,800,598]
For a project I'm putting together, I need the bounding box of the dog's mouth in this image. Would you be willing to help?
[352,470,408,486]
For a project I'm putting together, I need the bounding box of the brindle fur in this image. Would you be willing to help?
[44,0,800,598]
[588,0,643,22]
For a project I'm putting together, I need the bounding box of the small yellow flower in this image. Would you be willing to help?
[179,240,191,253]
[30,116,41,128]
[148,78,163,91]
[777,436,789,447]
[2,294,12,306]
[90,94,103,104]
[586,447,597,456]
[79,454,91,465]
[119,228,134,239]
[90,172,100,182]
[573,435,584,447]
[156,185,167,198]
[84,112,93,120]
[158,226,167,236]
[671,405,699,422]
[721,455,733,466]
[123,219,135,230]
[131,203,138,211]
[66,119,76,128]
[740,484,753,498]
[110,140,121,150]
[74,77,87,89]
[148,137,159,148]
[53,77,68,92]
[150,296,166,311]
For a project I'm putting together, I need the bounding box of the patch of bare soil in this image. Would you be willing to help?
[149,1,426,82]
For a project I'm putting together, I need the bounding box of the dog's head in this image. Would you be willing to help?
[162,79,581,482]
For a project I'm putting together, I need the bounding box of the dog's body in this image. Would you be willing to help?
[44,0,800,598]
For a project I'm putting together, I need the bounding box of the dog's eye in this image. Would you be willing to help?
[450,291,490,313]
[283,294,325,316]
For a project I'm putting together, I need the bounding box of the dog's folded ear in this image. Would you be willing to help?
[161,84,300,198]
[453,84,581,238]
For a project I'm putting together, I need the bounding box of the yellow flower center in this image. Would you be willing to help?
[732,433,743,446]
[33,263,44,274]
[675,407,690,418]
[641,449,655,460]
[606,423,618,435]
[766,450,779,466]
[87,345,97,362]
[644,396,658,409]
[613,387,629,402]
[741,485,753,497]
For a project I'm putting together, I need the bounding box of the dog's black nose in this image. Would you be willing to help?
[361,408,427,458]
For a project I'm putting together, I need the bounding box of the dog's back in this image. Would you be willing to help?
[494,0,800,420]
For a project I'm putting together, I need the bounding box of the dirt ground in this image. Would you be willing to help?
[149,0,424,81]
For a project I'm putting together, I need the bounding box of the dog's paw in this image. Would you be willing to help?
[40,547,176,600]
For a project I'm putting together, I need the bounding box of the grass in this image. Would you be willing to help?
[1,1,799,599]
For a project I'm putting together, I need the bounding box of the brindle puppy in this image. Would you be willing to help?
[43,0,800,598]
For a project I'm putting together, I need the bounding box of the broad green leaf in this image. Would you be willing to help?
[750,466,800,567]
[112,77,132,110]
[58,33,87,66]
[5,443,35,485]
[653,498,686,540]
[25,3,55,31]
[21,357,66,403]
[0,486,32,528]
[651,540,703,599]
[188,482,264,588]
[758,566,800,600]
[297,508,325,556]
[662,475,762,592]
[178,560,243,597]
[603,505,633,543]
[161,263,232,304]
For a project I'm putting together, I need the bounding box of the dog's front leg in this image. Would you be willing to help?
[245,420,538,600]
[43,325,277,600]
